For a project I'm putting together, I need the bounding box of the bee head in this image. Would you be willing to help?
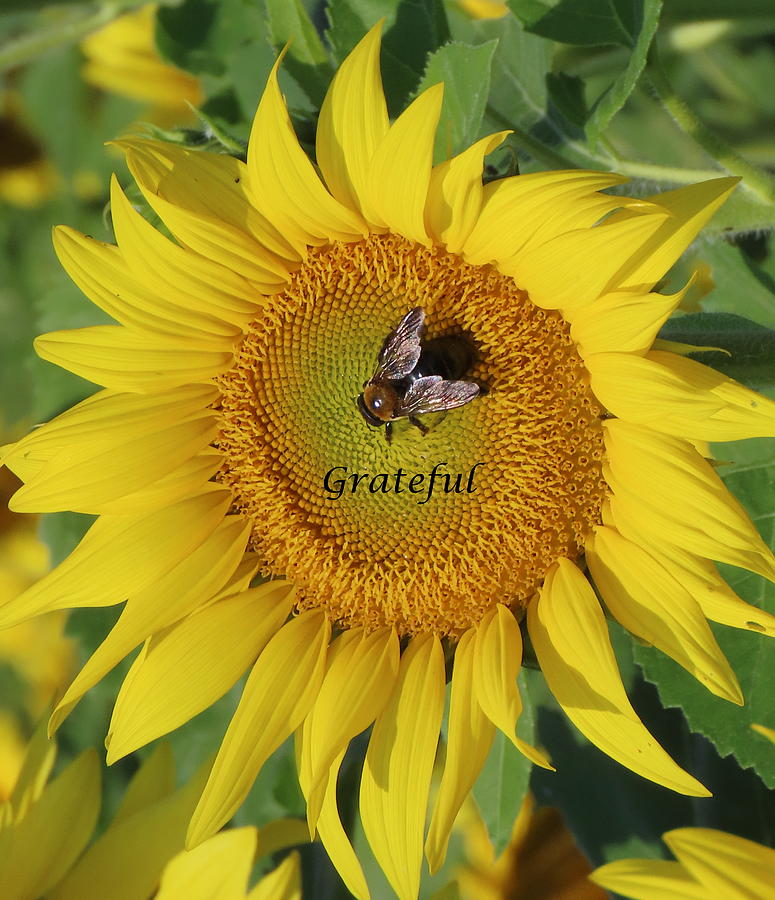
[357,384,396,426]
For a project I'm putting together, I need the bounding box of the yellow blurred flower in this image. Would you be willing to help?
[456,795,606,900]
[0,93,59,208]
[156,829,302,900]
[0,464,74,716]
[0,712,26,804]
[81,4,202,122]
[457,0,509,19]
[0,729,306,900]
[590,827,775,900]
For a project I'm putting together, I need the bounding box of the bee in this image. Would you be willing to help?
[357,307,480,442]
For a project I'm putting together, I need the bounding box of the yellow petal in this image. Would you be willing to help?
[0,750,100,900]
[2,385,217,484]
[527,559,709,796]
[512,194,662,260]
[10,413,218,514]
[587,350,775,441]
[8,716,56,822]
[367,83,445,245]
[53,225,248,339]
[665,827,775,900]
[607,489,775,609]
[751,723,775,745]
[425,628,495,874]
[187,611,331,847]
[247,52,368,253]
[106,176,279,317]
[301,626,399,833]
[615,177,739,290]
[590,858,707,900]
[509,211,670,311]
[0,488,231,628]
[156,828,257,900]
[34,325,234,393]
[113,743,175,825]
[48,758,211,900]
[602,420,775,581]
[667,554,775,637]
[569,281,692,357]
[472,605,552,769]
[360,634,445,900]
[98,451,222,515]
[50,517,252,734]
[118,140,299,284]
[247,851,301,900]
[462,170,628,265]
[425,131,509,252]
[106,583,295,762]
[118,139,298,265]
[587,526,742,704]
[316,22,389,223]
[310,748,370,900]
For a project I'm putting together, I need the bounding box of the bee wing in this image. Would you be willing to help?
[399,376,480,416]
[374,307,425,380]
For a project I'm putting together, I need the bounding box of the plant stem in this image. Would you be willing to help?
[0,1,146,72]
[645,48,775,204]
[486,105,728,186]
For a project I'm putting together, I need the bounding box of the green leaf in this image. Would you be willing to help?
[658,313,775,390]
[38,511,94,568]
[415,40,497,162]
[448,11,551,137]
[326,0,450,115]
[585,0,662,145]
[633,433,775,790]
[546,73,588,130]
[701,188,775,238]
[691,241,775,332]
[228,36,316,123]
[508,0,640,45]
[155,0,266,78]
[472,671,535,855]
[264,0,334,107]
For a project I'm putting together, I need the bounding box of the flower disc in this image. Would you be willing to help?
[216,234,608,637]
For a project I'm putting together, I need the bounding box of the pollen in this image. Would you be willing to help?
[216,234,608,637]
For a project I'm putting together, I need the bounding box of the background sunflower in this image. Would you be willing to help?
[1,1,775,898]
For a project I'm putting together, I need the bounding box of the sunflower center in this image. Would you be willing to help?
[216,234,607,638]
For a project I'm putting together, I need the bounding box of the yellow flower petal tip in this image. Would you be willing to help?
[751,723,775,745]
[592,826,775,900]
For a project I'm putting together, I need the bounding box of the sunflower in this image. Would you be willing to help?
[80,4,202,121]
[0,92,59,209]
[457,0,509,19]
[455,793,606,900]
[589,827,775,900]
[2,21,775,900]
[0,724,306,900]
[0,464,74,719]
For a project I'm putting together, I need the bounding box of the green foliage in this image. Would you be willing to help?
[585,0,662,145]
[510,0,654,47]
[415,40,497,162]
[659,313,775,389]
